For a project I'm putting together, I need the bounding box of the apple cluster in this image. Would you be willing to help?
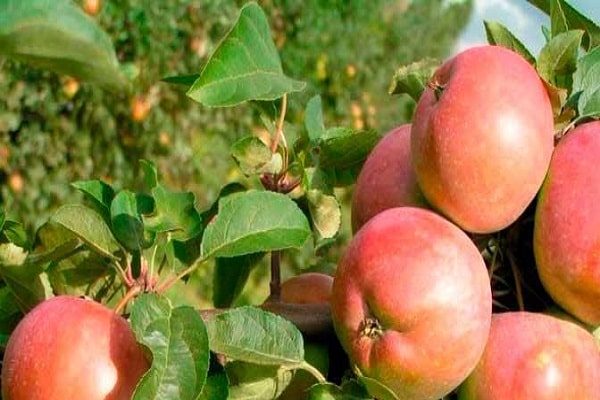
[336,45,600,399]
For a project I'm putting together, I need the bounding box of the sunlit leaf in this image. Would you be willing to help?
[225,361,293,400]
[571,46,600,119]
[388,58,440,102]
[484,21,535,64]
[536,30,583,85]
[230,136,283,176]
[305,95,326,144]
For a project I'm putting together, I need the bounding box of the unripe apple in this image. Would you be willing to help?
[351,124,427,233]
[458,312,600,399]
[331,207,492,400]
[411,45,554,233]
[534,120,600,326]
[280,272,333,305]
[2,296,150,400]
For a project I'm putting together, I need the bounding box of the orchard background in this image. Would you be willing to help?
[1,0,600,399]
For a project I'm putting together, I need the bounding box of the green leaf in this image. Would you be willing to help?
[230,136,283,176]
[0,286,22,335]
[51,204,120,259]
[306,190,341,240]
[484,21,535,65]
[206,306,304,365]
[72,179,116,223]
[198,354,229,400]
[388,58,440,102]
[1,220,29,249]
[358,376,399,400]
[305,95,326,144]
[317,128,380,170]
[527,0,600,49]
[212,252,265,308]
[550,0,569,36]
[0,0,127,92]
[201,190,311,259]
[186,2,305,107]
[162,74,201,88]
[536,30,583,84]
[143,186,203,241]
[130,294,210,400]
[571,46,600,119]
[111,190,154,252]
[225,361,293,400]
[308,382,373,400]
[199,183,247,230]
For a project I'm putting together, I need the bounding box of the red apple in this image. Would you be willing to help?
[534,120,600,326]
[280,272,333,305]
[351,124,427,233]
[411,45,554,233]
[458,311,600,399]
[331,207,492,400]
[2,295,150,400]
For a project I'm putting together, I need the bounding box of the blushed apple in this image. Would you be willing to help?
[534,120,600,326]
[280,272,334,305]
[411,45,554,233]
[458,311,600,399]
[331,207,492,400]
[351,124,427,233]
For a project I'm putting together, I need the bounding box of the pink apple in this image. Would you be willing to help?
[331,207,492,400]
[411,45,554,233]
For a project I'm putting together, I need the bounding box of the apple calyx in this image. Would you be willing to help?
[359,317,384,339]
[428,79,446,101]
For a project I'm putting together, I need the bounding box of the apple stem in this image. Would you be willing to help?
[270,250,282,301]
[296,360,327,383]
[428,80,446,101]
[114,285,141,315]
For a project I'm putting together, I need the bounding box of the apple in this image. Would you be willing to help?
[411,45,554,233]
[280,272,334,305]
[534,120,600,326]
[2,295,150,400]
[331,207,492,400]
[351,124,427,233]
[83,0,101,16]
[131,96,151,122]
[458,311,600,399]
[278,341,330,399]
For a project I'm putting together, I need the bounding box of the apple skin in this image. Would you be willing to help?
[2,295,150,400]
[411,45,554,234]
[331,207,492,400]
[351,123,427,232]
[458,311,600,400]
[280,272,334,305]
[534,121,600,326]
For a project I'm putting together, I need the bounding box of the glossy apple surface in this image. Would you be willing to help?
[534,121,600,326]
[351,123,427,232]
[411,45,554,233]
[2,295,150,400]
[331,207,492,400]
[458,311,600,399]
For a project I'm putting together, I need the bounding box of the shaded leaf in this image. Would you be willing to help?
[162,73,200,88]
[0,0,127,92]
[484,21,535,64]
[306,190,341,240]
[305,95,326,144]
[230,136,283,176]
[111,190,154,252]
[308,381,372,400]
[198,354,229,400]
[388,58,440,102]
[0,286,22,335]
[1,220,29,249]
[51,204,120,259]
[186,2,305,107]
[212,252,265,308]
[206,306,304,365]
[536,30,583,84]
[72,179,115,223]
[130,294,210,400]
[225,361,293,400]
[201,190,311,259]
[358,376,399,400]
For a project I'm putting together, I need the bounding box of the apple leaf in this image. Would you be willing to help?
[200,190,311,259]
[212,252,265,308]
[571,46,600,119]
[51,204,121,259]
[0,218,29,249]
[388,58,440,102]
[306,189,341,240]
[549,0,569,37]
[308,381,373,400]
[130,293,210,400]
[0,286,22,335]
[110,190,155,252]
[198,354,229,400]
[317,127,380,170]
[205,306,304,365]
[230,136,283,176]
[224,361,293,400]
[536,29,583,85]
[527,0,600,50]
[161,73,201,88]
[357,375,399,400]
[199,182,247,229]
[0,0,127,92]
[305,95,326,144]
[71,180,115,224]
[484,21,535,65]
[186,2,305,107]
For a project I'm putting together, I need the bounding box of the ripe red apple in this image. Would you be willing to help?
[351,124,427,233]
[534,121,600,326]
[411,45,554,234]
[280,272,333,305]
[458,311,600,399]
[2,295,150,400]
[331,207,492,400]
